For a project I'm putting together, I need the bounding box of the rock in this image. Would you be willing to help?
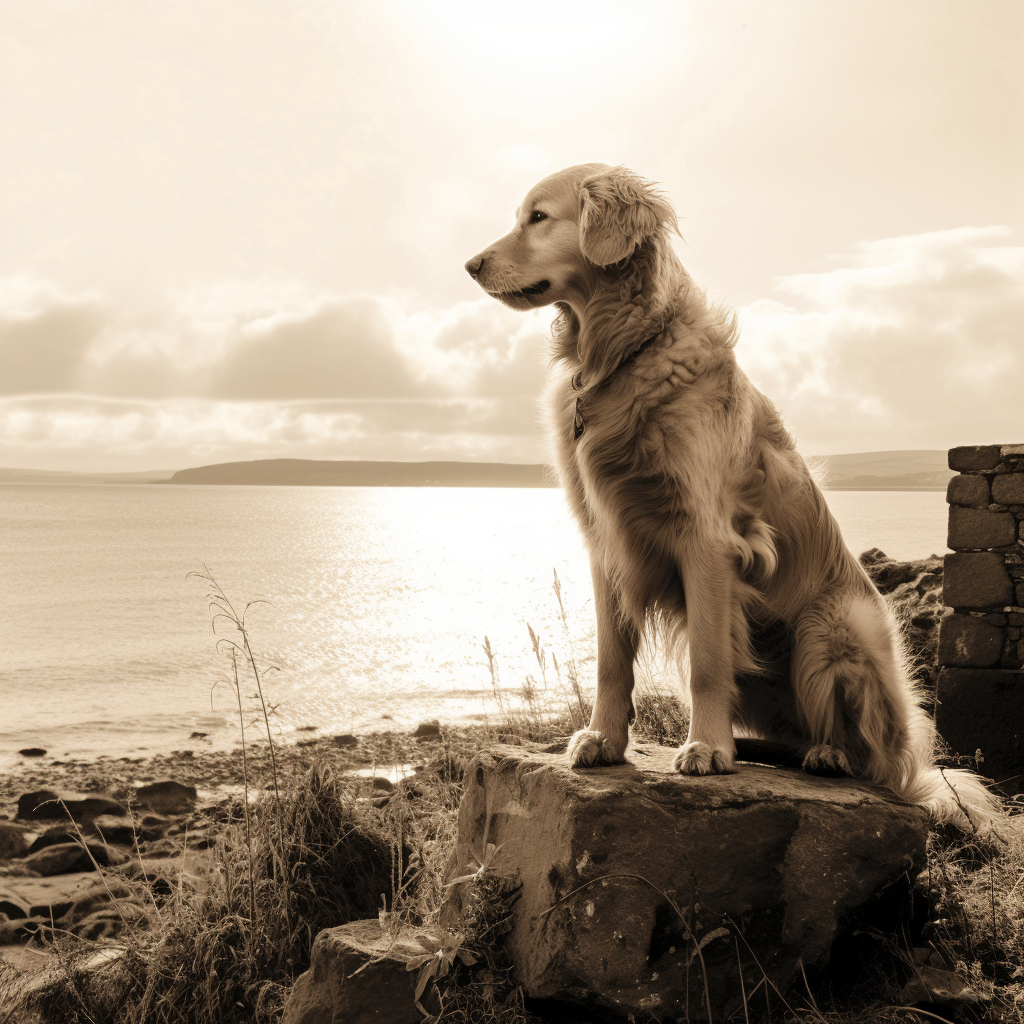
[411,719,441,739]
[901,964,988,1006]
[0,945,133,1024]
[23,841,126,876]
[133,780,197,815]
[16,790,126,823]
[938,614,1004,667]
[370,776,394,793]
[450,744,928,1022]
[0,872,103,920]
[0,916,50,944]
[71,901,148,940]
[18,748,46,758]
[62,879,134,926]
[28,825,82,853]
[0,822,30,859]
[943,552,1014,610]
[90,814,166,846]
[189,731,208,739]
[283,918,433,1024]
[332,734,359,748]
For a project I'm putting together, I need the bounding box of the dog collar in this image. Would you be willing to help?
[572,329,663,440]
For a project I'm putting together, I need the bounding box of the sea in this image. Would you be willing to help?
[0,485,949,767]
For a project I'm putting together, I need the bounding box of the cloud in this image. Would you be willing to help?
[0,394,548,472]
[2,225,1020,470]
[0,279,549,403]
[735,227,1024,452]
[0,279,107,394]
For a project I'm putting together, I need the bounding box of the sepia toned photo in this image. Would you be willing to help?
[1,2,1022,1021]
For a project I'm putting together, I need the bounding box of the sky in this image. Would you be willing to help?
[0,0,1021,472]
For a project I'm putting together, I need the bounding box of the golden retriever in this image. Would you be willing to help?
[466,163,999,829]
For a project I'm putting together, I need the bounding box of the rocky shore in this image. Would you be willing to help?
[4,551,1020,1024]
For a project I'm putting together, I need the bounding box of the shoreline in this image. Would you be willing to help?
[0,723,480,820]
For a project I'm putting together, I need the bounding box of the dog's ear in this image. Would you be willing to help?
[578,167,677,266]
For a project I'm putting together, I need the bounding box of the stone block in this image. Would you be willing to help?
[943,553,1013,609]
[935,668,1024,784]
[451,745,927,1022]
[283,919,430,1024]
[938,615,1004,668]
[992,473,1024,505]
[946,474,990,507]
[949,446,1002,472]
[1018,582,1024,607]
[947,508,1016,550]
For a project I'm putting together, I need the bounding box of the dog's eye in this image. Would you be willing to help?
[528,210,548,224]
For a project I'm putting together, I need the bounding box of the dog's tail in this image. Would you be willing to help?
[889,702,1003,831]
[898,744,1004,833]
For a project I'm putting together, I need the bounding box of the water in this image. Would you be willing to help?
[0,485,949,764]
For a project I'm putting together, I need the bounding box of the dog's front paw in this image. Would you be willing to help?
[672,741,735,775]
[567,729,627,768]
[801,744,852,777]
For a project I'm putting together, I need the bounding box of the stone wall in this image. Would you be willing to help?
[935,444,1024,787]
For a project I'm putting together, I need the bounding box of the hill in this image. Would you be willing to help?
[816,450,952,490]
[167,458,555,487]
[0,467,175,485]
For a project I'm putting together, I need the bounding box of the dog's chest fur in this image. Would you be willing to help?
[546,345,740,610]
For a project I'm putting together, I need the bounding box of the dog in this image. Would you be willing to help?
[465,163,1000,830]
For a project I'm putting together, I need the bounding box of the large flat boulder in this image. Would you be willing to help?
[451,744,928,1021]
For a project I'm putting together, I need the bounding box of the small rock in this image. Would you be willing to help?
[901,965,988,1005]
[0,893,29,919]
[23,841,126,876]
[296,725,318,732]
[189,731,208,739]
[370,776,394,793]
[283,919,435,1024]
[63,879,134,926]
[28,825,83,853]
[72,902,147,940]
[17,790,127,823]
[411,719,441,739]
[133,781,197,815]
[297,738,319,748]
[0,943,133,1022]
[0,822,30,859]
[332,734,359,748]
[91,814,165,846]
[0,872,100,919]
[18,748,46,758]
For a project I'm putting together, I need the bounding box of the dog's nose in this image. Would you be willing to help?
[465,255,485,279]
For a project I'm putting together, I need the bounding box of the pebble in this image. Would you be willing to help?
[18,748,46,758]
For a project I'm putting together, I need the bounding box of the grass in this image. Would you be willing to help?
[3,567,1023,1024]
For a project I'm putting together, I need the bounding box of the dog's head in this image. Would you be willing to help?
[465,164,677,311]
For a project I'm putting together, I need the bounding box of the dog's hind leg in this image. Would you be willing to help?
[791,593,913,785]
[672,543,739,775]
[568,557,640,767]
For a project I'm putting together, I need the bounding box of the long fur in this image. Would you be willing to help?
[466,164,1001,830]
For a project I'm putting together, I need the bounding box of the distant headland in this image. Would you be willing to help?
[0,450,955,490]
